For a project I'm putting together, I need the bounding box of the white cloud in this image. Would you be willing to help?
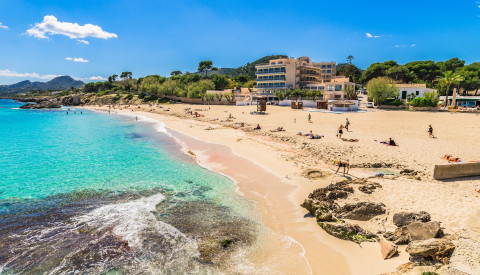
[0,69,60,80]
[411,44,416,47]
[66,57,89,63]
[77,39,89,45]
[88,76,107,81]
[26,15,118,40]
[366,32,381,38]
[394,45,400,48]
[0,22,8,29]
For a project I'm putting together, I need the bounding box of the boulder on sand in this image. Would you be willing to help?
[406,238,455,263]
[334,202,386,221]
[386,221,443,245]
[379,239,398,260]
[319,221,377,243]
[393,211,431,227]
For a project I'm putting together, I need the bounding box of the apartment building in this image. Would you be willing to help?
[254,56,338,93]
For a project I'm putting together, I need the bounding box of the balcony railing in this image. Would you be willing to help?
[256,70,286,75]
[256,78,286,82]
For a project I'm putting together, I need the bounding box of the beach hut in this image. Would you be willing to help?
[257,96,267,113]
[316,100,328,109]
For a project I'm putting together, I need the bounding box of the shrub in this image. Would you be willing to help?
[124,94,134,100]
[157,97,170,103]
[97,90,108,97]
[384,98,403,106]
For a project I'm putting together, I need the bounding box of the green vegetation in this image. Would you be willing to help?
[219,239,233,248]
[408,91,439,107]
[366,77,399,105]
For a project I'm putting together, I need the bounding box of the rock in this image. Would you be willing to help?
[20,100,61,109]
[334,202,386,221]
[372,163,382,168]
[319,221,378,243]
[358,182,382,194]
[393,211,431,227]
[379,240,398,260]
[386,221,443,245]
[406,238,455,263]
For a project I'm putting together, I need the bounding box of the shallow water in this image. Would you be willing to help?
[0,99,257,274]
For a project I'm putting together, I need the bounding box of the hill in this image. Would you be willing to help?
[227,55,288,77]
[0,76,85,95]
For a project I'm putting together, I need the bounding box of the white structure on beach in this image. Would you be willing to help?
[396,83,436,100]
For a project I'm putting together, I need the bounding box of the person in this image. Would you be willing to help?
[345,118,350,131]
[308,113,312,123]
[335,160,350,176]
[388,138,396,146]
[254,124,261,130]
[135,116,138,122]
[337,125,344,138]
[294,118,296,124]
[80,111,82,114]
[428,125,434,138]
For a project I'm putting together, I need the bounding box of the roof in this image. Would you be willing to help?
[396,83,427,88]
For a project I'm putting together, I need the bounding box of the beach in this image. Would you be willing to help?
[87,103,480,274]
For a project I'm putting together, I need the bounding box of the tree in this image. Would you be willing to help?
[437,71,464,107]
[226,79,239,89]
[338,64,362,83]
[366,77,399,105]
[360,62,397,84]
[120,71,132,80]
[444,57,465,72]
[344,85,358,100]
[347,55,354,65]
[198,60,218,76]
[405,61,441,86]
[170,70,182,76]
[211,74,229,90]
[215,93,223,101]
[187,79,215,99]
[108,74,118,83]
[386,65,414,83]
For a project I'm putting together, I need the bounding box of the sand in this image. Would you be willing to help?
[86,103,480,274]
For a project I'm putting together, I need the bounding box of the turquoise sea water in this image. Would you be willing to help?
[0,99,254,274]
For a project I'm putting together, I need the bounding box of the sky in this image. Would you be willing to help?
[1,0,480,84]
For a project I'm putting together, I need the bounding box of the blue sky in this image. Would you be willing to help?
[1,0,480,84]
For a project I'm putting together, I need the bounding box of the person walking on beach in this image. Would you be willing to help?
[308,113,311,123]
[337,125,344,138]
[135,116,138,122]
[428,125,434,138]
[345,118,350,131]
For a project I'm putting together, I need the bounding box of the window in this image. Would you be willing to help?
[278,61,283,64]
[327,65,332,68]
[271,62,276,65]
[321,65,326,68]
[311,86,317,90]
[319,86,325,90]
[335,85,342,91]
[327,70,332,73]
[416,91,419,95]
[327,85,334,91]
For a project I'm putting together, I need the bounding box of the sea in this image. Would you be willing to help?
[0,99,259,274]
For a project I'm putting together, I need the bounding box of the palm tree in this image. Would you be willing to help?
[438,71,464,107]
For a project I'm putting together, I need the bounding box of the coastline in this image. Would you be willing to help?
[85,105,413,274]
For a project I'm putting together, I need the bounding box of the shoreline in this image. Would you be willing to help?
[85,105,412,274]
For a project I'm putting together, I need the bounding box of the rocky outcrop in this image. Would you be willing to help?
[20,100,61,109]
[379,240,398,260]
[406,238,455,264]
[334,202,386,221]
[385,221,443,245]
[358,182,382,194]
[319,221,378,243]
[393,211,431,227]
[61,95,84,106]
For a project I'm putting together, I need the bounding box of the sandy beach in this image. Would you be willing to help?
[87,104,480,274]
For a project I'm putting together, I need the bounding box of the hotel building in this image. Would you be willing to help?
[254,56,354,100]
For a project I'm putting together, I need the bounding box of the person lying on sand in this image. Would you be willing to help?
[254,124,261,130]
[234,122,245,129]
[297,131,303,136]
[310,134,323,139]
[335,160,350,176]
[442,154,462,163]
[305,130,314,136]
[341,138,359,142]
[381,138,397,146]
[270,127,285,132]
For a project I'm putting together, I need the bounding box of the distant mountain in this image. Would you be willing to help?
[0,76,85,95]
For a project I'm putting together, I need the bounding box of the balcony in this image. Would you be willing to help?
[256,78,286,82]
[256,70,286,75]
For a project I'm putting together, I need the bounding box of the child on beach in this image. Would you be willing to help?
[428,125,434,138]
[345,118,350,131]
[308,114,311,123]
